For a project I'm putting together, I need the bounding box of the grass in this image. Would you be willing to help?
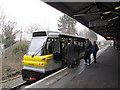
[2,41,29,80]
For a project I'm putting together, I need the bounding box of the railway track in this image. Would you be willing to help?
[9,65,80,89]
[9,67,67,90]
[8,59,86,89]
[9,81,27,90]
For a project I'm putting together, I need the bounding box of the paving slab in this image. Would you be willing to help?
[64,46,118,88]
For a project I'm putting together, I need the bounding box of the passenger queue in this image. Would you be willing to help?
[65,39,99,68]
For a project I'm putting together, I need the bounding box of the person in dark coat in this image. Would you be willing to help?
[62,42,68,64]
[48,42,52,54]
[74,41,80,65]
[91,41,99,63]
[113,40,116,49]
[118,39,120,53]
[65,40,76,68]
[84,39,92,65]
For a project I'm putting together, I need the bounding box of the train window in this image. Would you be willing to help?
[61,37,68,48]
[80,42,84,47]
[78,42,81,46]
[42,38,59,55]
[33,32,47,37]
[60,37,68,60]
[69,38,72,41]
[74,38,77,41]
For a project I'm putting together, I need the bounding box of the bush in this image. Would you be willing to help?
[3,30,16,49]
[12,44,28,55]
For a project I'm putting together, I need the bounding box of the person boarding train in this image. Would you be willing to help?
[74,41,80,65]
[65,40,77,68]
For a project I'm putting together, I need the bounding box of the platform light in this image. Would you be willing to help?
[103,11,111,15]
[106,37,113,39]
[108,16,119,22]
[115,6,120,10]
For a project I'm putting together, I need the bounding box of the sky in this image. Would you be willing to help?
[0,0,64,30]
[0,0,106,41]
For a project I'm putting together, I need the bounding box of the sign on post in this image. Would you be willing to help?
[89,20,108,27]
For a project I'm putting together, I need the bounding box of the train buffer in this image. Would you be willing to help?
[24,46,118,88]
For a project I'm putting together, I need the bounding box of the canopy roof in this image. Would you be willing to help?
[44,2,120,40]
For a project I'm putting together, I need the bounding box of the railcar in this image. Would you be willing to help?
[22,31,85,81]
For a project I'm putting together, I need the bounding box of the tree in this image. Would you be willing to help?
[3,29,15,48]
[12,43,28,55]
[0,13,17,48]
[25,23,42,34]
[23,23,44,40]
[0,9,6,42]
[0,8,19,48]
[78,27,98,42]
[0,34,2,43]
[58,14,78,35]
[88,30,98,42]
[2,21,17,48]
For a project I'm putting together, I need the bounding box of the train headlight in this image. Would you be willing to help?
[44,58,47,61]
[42,58,47,61]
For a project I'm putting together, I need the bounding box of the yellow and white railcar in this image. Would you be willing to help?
[22,31,85,81]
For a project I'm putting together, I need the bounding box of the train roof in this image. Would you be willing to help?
[33,31,86,40]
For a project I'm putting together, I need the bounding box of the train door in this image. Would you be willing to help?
[60,37,68,59]
[42,38,60,55]
[44,37,62,71]
[78,39,85,58]
[59,36,69,66]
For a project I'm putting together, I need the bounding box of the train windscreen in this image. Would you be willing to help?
[27,36,47,55]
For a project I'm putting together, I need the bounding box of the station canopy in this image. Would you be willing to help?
[42,1,120,40]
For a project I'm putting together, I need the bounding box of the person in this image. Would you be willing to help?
[48,42,52,54]
[48,41,54,54]
[74,41,80,65]
[62,42,68,64]
[117,39,120,53]
[65,40,76,68]
[91,41,99,63]
[84,39,92,65]
[113,40,116,49]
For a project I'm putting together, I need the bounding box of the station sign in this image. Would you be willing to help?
[89,20,108,27]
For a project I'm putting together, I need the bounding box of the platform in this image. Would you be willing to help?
[25,46,118,89]
[64,46,118,88]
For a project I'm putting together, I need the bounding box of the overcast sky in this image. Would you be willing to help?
[0,0,65,30]
[0,0,106,41]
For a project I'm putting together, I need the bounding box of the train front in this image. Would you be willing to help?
[22,32,52,81]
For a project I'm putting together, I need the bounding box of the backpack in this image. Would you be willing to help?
[91,46,96,53]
